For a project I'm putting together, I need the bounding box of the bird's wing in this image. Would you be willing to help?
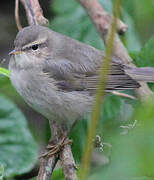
[43,57,140,92]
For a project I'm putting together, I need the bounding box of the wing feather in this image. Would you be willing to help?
[43,57,140,92]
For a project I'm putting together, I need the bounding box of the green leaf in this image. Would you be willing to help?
[70,119,88,162]
[0,75,25,108]
[52,168,65,180]
[0,75,13,92]
[0,68,10,78]
[122,10,141,52]
[133,36,154,67]
[100,95,134,126]
[0,95,38,178]
[122,0,154,44]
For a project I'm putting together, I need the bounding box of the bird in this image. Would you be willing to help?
[9,25,154,155]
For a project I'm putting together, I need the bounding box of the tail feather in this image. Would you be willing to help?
[125,67,154,82]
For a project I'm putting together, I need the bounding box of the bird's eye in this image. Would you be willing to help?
[31,44,39,50]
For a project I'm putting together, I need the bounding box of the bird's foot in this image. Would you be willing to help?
[40,137,73,158]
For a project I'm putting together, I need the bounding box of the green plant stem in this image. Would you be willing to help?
[80,0,122,179]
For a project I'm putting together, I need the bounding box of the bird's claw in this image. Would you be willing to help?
[40,137,73,158]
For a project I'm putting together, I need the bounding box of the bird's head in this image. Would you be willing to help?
[9,25,54,69]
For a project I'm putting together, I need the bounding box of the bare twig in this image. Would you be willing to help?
[15,0,22,30]
[37,120,77,180]
[37,121,61,180]
[37,156,58,180]
[37,120,61,180]
[60,143,78,180]
[77,0,128,36]
[77,0,153,98]
[20,0,49,26]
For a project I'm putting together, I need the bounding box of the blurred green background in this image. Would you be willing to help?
[0,0,154,179]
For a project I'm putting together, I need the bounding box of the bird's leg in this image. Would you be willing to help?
[40,120,78,158]
[67,119,79,137]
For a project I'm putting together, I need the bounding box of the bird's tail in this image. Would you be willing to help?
[125,66,154,82]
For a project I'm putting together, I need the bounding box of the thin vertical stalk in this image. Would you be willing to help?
[80,0,122,179]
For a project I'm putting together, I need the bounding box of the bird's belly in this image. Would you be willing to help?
[10,70,54,119]
[10,70,93,122]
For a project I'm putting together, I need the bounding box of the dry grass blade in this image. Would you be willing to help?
[80,0,122,179]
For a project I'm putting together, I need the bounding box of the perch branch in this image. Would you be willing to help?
[37,121,61,180]
[37,155,58,180]
[60,143,78,180]
[20,0,49,26]
[37,120,78,180]
[77,0,153,98]
[15,1,77,180]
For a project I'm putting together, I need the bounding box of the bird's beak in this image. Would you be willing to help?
[9,49,22,55]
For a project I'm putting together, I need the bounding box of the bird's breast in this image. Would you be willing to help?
[10,69,93,122]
